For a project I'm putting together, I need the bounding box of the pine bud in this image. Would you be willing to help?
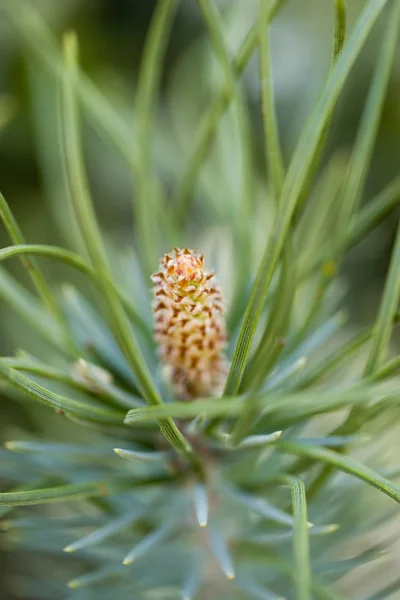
[151,248,227,399]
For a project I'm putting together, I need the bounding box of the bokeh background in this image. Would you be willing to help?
[0,0,399,598]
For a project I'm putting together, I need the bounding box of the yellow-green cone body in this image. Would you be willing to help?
[152,248,227,399]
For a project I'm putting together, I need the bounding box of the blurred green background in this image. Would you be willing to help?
[0,0,399,598]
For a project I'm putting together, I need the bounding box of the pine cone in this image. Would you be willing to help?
[151,248,227,399]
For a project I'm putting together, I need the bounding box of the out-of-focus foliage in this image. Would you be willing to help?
[0,0,400,599]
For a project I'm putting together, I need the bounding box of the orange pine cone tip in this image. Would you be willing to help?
[152,248,227,399]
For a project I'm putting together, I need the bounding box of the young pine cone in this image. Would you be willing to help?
[151,248,227,399]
